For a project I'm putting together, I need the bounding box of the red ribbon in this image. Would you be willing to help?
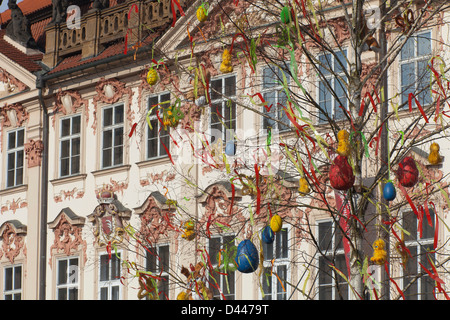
[408,93,429,123]
[385,261,405,300]
[128,123,137,137]
[170,0,185,27]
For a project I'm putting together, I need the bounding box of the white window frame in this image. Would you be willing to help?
[209,74,237,144]
[261,63,291,133]
[316,219,349,300]
[101,103,124,169]
[146,243,170,300]
[3,264,22,300]
[317,49,348,123]
[98,251,122,300]
[399,30,432,108]
[208,233,236,300]
[261,226,290,300]
[6,128,24,188]
[401,209,436,300]
[56,256,79,300]
[59,114,81,177]
[147,92,171,160]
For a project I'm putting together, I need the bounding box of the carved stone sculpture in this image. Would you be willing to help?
[5,0,38,48]
[92,0,109,10]
[50,0,70,25]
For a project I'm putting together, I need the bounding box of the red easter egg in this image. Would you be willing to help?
[397,157,418,188]
[329,155,355,190]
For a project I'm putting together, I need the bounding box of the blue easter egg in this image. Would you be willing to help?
[261,226,274,244]
[235,240,259,273]
[383,181,396,201]
[225,140,236,156]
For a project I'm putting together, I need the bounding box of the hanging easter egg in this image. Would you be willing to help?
[336,129,351,157]
[383,181,396,201]
[146,68,158,86]
[219,49,233,73]
[270,214,282,233]
[280,6,291,24]
[428,142,442,165]
[397,157,418,188]
[235,240,259,273]
[261,226,274,244]
[298,177,310,194]
[329,155,355,191]
[225,140,236,156]
[196,6,207,22]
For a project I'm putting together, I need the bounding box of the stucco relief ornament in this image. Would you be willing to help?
[88,188,130,247]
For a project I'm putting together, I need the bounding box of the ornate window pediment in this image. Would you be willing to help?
[0,220,27,264]
[48,207,87,266]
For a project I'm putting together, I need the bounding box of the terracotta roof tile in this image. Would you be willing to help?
[0,29,42,72]
[0,0,52,24]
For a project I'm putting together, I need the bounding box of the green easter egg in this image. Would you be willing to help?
[280,6,291,24]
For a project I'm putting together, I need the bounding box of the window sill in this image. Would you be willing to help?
[92,164,131,177]
[50,174,88,186]
[136,156,171,169]
[0,184,28,196]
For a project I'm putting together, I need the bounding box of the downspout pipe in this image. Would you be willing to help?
[36,75,49,300]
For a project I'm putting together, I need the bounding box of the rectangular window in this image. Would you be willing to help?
[4,265,22,300]
[262,228,289,300]
[209,235,235,300]
[102,104,124,168]
[6,128,24,188]
[262,64,290,132]
[56,257,79,300]
[317,220,348,300]
[400,31,432,108]
[402,209,436,300]
[147,93,171,159]
[60,115,81,177]
[210,75,236,144]
[318,50,348,123]
[146,244,170,300]
[99,252,121,300]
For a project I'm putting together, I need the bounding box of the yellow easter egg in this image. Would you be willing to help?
[270,215,282,233]
[146,68,158,86]
[196,6,207,22]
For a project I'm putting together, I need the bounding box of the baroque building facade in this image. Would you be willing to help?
[0,0,449,300]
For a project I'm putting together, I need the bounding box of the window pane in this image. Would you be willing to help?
[69,288,78,300]
[422,209,435,239]
[4,268,12,291]
[16,150,24,168]
[262,267,272,300]
[8,131,16,150]
[100,287,108,300]
[14,266,21,290]
[111,286,120,300]
[61,158,70,176]
[159,135,169,157]
[61,118,71,137]
[211,79,223,100]
[113,146,123,165]
[147,247,157,273]
[209,238,221,265]
[100,255,109,281]
[7,153,15,170]
[15,166,23,186]
[403,212,417,241]
[111,255,121,279]
[276,265,287,300]
[103,108,112,127]
[147,138,158,159]
[401,37,415,60]
[71,156,80,175]
[72,115,81,134]
[319,221,332,251]
[420,248,435,300]
[102,149,112,168]
[417,33,431,57]
[225,76,236,96]
[275,229,288,259]
[58,259,68,285]
[17,129,24,147]
[159,245,170,272]
[263,241,273,261]
[114,105,124,124]
[404,246,418,300]
[319,53,332,75]
[61,140,70,158]
[72,138,80,156]
[57,288,67,300]
[103,130,112,148]
[114,127,123,147]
